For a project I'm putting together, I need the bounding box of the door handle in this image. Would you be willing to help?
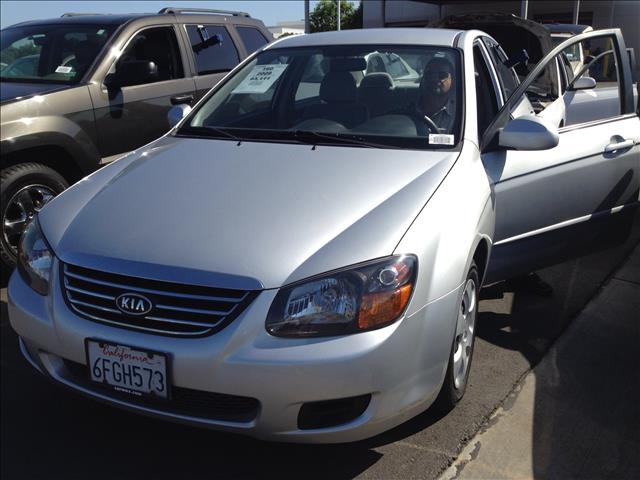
[604,139,634,153]
[171,94,194,105]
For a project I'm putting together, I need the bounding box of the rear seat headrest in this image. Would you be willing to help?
[330,57,367,72]
[320,71,358,103]
[360,72,395,90]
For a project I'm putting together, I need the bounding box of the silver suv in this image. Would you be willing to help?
[9,27,640,443]
[0,7,272,273]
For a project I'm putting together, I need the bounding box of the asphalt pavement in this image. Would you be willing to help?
[442,243,640,479]
[1,214,639,480]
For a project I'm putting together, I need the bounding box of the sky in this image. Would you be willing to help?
[0,1,324,29]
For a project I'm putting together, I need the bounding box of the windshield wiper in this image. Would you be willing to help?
[290,130,387,149]
[178,125,243,143]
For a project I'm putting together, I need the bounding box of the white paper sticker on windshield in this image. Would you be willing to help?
[429,134,454,145]
[55,66,73,74]
[232,64,288,94]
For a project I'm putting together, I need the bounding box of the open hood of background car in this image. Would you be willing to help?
[430,13,559,98]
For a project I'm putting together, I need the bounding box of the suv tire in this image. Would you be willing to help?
[1,163,68,275]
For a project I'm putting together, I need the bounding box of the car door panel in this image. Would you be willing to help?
[90,78,196,158]
[90,25,196,158]
[482,29,640,283]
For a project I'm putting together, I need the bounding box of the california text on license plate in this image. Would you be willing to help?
[86,340,169,399]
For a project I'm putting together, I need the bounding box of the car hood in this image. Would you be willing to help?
[39,136,458,290]
[0,81,71,104]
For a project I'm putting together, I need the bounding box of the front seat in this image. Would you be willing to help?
[302,71,368,129]
[359,72,396,118]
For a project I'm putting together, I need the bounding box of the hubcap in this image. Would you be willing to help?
[453,278,477,390]
[2,185,55,257]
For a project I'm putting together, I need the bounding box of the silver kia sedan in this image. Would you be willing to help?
[8,28,639,443]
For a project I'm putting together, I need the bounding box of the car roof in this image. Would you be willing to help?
[266,28,463,50]
[7,14,144,28]
[5,11,266,29]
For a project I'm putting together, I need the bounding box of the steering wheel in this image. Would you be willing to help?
[420,114,440,134]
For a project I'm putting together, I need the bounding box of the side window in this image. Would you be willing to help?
[481,38,519,101]
[236,26,269,54]
[473,44,500,136]
[115,27,183,84]
[562,35,622,126]
[186,25,239,75]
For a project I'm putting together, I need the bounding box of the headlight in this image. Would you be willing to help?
[266,255,417,337]
[17,217,53,295]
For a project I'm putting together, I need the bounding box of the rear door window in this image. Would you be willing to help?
[236,26,269,54]
[186,25,239,75]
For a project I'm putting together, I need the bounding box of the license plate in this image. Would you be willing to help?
[86,340,169,400]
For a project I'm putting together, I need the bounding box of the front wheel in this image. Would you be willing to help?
[1,163,68,275]
[433,261,479,413]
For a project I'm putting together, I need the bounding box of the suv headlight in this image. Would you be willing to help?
[17,217,53,295]
[266,255,417,338]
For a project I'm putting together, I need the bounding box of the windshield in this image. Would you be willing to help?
[1,24,115,84]
[181,45,462,150]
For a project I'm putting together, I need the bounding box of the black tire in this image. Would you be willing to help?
[433,261,480,414]
[1,163,68,275]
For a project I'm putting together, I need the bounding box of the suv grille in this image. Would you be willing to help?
[61,263,258,337]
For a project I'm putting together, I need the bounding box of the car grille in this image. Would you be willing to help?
[61,263,258,337]
[63,360,260,423]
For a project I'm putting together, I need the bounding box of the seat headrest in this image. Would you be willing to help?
[320,71,358,103]
[360,72,395,90]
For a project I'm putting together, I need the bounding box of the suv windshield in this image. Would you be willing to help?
[180,45,462,149]
[1,24,115,84]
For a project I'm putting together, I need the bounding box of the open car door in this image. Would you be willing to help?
[481,28,640,283]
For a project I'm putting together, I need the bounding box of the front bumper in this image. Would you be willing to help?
[8,260,461,443]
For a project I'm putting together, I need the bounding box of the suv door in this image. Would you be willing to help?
[89,25,196,159]
[481,29,640,283]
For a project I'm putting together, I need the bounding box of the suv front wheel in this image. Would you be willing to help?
[1,163,68,275]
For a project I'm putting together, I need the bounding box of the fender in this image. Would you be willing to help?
[1,115,100,174]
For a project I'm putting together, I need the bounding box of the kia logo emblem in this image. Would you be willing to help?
[116,293,153,316]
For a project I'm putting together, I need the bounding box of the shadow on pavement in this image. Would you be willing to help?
[476,226,640,478]
[0,306,382,480]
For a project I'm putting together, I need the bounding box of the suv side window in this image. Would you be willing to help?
[186,25,239,75]
[115,26,183,83]
[236,26,269,54]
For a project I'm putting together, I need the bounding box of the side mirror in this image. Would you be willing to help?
[569,76,596,91]
[168,104,192,128]
[105,60,158,89]
[499,115,559,151]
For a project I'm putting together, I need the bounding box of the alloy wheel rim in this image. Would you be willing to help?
[2,184,55,257]
[453,278,477,390]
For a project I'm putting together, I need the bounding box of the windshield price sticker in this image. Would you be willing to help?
[232,64,288,94]
[87,340,169,399]
[429,134,455,145]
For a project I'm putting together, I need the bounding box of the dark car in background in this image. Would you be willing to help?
[0,7,272,272]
